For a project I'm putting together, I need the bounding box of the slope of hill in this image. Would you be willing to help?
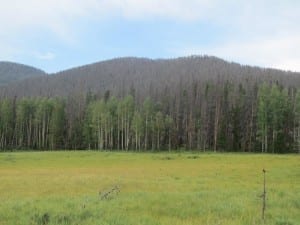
[0,61,47,86]
[0,56,299,99]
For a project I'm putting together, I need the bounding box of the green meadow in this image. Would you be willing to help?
[0,151,299,225]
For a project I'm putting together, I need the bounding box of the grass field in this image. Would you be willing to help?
[0,151,299,225]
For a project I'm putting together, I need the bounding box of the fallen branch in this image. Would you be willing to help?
[99,185,120,200]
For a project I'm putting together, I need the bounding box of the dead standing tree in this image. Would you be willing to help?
[261,168,267,221]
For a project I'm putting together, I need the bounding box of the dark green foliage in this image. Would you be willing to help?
[49,99,66,149]
[0,98,67,150]
[0,83,299,152]
[257,84,295,153]
[0,99,14,149]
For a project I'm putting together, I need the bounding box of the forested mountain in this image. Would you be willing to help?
[0,56,299,153]
[1,56,300,98]
[0,62,46,86]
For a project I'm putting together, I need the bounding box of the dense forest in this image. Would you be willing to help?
[0,56,300,153]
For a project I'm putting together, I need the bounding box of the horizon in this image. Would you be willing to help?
[0,0,299,73]
[1,55,300,74]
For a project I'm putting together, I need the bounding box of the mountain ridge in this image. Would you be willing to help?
[3,55,299,75]
[0,56,299,99]
[52,56,300,74]
[0,61,47,86]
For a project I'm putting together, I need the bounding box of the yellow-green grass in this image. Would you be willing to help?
[0,151,299,225]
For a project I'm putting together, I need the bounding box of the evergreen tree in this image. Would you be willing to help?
[50,99,66,149]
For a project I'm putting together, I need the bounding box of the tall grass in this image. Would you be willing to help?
[0,152,299,225]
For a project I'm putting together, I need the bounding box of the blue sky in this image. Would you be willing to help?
[0,0,299,73]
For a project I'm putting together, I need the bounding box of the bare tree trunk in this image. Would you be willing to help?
[157,129,160,150]
[117,114,120,150]
[249,101,254,152]
[138,134,141,152]
[145,115,148,150]
[214,99,220,152]
[265,125,268,153]
[121,113,124,150]
[135,130,138,151]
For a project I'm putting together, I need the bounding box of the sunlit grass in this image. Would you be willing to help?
[0,151,299,225]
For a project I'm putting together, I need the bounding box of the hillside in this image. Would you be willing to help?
[0,56,299,152]
[0,61,46,86]
[0,56,299,99]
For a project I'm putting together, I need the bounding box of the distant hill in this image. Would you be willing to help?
[0,61,46,86]
[0,56,299,99]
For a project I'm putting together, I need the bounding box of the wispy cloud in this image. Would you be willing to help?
[0,0,87,42]
[1,1,299,35]
[167,1,300,72]
[1,0,247,40]
[174,33,300,72]
[32,52,56,61]
[100,0,217,21]
[0,0,299,71]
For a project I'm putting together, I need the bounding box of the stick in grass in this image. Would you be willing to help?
[262,168,266,221]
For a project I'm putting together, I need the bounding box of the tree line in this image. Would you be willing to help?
[0,82,299,153]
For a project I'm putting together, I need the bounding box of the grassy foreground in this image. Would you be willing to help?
[0,151,299,225]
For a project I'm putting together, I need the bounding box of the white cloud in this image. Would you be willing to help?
[102,0,217,21]
[32,52,56,60]
[0,0,221,34]
[165,0,300,72]
[0,0,299,71]
[0,0,89,41]
[1,0,299,35]
[0,0,220,61]
[175,33,300,72]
